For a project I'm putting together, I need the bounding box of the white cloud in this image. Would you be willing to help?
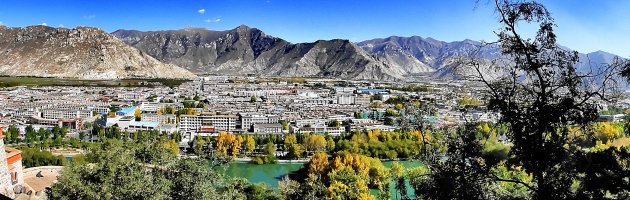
[84,14,96,19]
[198,9,205,14]
[0,21,3,25]
[59,24,64,27]
[204,18,221,23]
[40,23,47,26]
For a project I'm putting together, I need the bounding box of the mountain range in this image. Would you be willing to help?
[0,25,195,79]
[0,24,624,81]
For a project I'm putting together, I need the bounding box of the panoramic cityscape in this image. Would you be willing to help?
[0,0,629,199]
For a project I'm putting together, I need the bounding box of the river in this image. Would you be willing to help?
[216,160,421,198]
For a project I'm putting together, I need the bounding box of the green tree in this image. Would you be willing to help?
[25,125,36,143]
[7,125,19,143]
[411,125,495,200]
[327,119,341,128]
[49,140,235,199]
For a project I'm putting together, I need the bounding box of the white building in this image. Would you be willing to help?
[336,95,355,105]
[40,109,93,119]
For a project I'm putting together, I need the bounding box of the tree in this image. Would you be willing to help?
[243,135,256,156]
[168,159,219,200]
[134,109,142,121]
[327,119,341,128]
[354,112,365,119]
[412,125,495,200]
[49,140,236,199]
[304,134,327,154]
[37,128,49,141]
[390,162,406,200]
[215,132,243,159]
[307,152,329,175]
[25,125,36,143]
[250,95,258,103]
[464,1,628,199]
[326,137,336,151]
[592,122,623,143]
[287,144,304,160]
[193,136,206,156]
[284,134,297,148]
[278,120,289,130]
[5,125,19,143]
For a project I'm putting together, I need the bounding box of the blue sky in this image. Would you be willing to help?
[0,0,628,56]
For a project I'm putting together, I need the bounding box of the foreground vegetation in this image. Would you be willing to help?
[50,138,284,200]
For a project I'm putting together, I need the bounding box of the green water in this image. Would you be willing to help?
[218,160,421,197]
[218,162,305,187]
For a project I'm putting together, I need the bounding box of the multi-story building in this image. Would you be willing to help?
[179,112,238,133]
[40,109,93,119]
[294,125,345,136]
[239,113,270,131]
[142,114,176,124]
[140,102,161,113]
[354,94,371,106]
[252,123,283,134]
[336,95,355,105]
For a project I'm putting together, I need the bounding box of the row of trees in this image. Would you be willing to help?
[5,125,68,145]
[49,139,284,199]
[21,147,66,168]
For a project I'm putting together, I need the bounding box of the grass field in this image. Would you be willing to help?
[0,76,190,88]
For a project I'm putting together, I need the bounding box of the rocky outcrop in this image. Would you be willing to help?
[0,25,195,79]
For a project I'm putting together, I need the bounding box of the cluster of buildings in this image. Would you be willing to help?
[0,76,509,146]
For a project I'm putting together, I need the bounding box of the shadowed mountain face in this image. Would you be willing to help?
[112,25,407,81]
[0,25,196,80]
[112,25,626,81]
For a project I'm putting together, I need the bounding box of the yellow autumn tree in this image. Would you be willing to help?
[304,134,327,154]
[308,152,329,175]
[134,109,142,121]
[592,122,623,143]
[233,135,244,157]
[284,134,297,147]
[243,135,256,156]
[162,139,179,156]
[215,132,243,158]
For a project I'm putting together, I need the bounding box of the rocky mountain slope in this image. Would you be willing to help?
[0,25,195,80]
[358,36,626,80]
[112,25,406,81]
